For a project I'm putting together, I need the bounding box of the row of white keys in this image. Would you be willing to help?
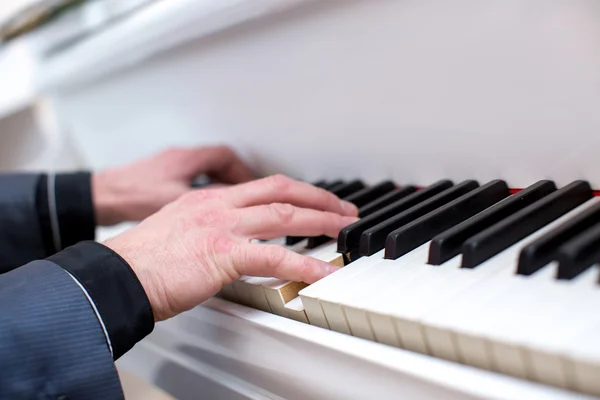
[319,244,429,337]
[515,267,600,388]
[448,200,600,381]
[419,198,600,365]
[341,244,434,345]
[503,266,600,391]
[421,245,530,364]
[359,232,522,352]
[456,263,598,387]
[420,199,600,385]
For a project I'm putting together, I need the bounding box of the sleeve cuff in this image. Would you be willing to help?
[47,241,154,360]
[36,172,96,254]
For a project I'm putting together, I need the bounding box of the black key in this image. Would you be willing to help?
[312,180,329,188]
[337,180,453,254]
[358,186,417,217]
[461,180,593,269]
[191,175,212,188]
[556,221,600,280]
[330,180,366,198]
[386,180,510,260]
[517,200,600,276]
[305,180,367,249]
[429,180,556,265]
[360,180,478,257]
[342,181,396,208]
[286,236,307,245]
[324,180,345,191]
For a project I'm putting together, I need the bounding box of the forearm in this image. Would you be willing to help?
[0,172,96,273]
[0,242,154,399]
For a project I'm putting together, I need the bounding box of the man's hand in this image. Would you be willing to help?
[103,175,359,321]
[92,146,255,226]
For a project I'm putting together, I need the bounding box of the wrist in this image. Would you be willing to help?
[102,234,167,321]
[92,171,126,226]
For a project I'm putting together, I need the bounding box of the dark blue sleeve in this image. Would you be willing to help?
[0,260,124,399]
[0,172,96,274]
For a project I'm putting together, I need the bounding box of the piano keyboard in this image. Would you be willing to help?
[216,179,600,398]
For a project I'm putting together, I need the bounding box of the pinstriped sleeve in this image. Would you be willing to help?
[0,260,124,399]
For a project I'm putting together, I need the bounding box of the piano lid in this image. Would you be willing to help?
[34,0,600,189]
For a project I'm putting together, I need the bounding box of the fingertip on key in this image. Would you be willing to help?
[309,260,342,283]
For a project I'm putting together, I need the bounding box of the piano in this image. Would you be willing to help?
[6,0,600,398]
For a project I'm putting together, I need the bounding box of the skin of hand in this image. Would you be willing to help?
[91,146,255,226]
[103,175,359,322]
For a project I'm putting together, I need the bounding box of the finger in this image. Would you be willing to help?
[224,175,358,217]
[230,243,340,284]
[199,146,255,183]
[234,203,358,239]
[171,146,255,183]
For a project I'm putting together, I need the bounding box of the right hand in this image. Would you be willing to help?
[103,175,359,321]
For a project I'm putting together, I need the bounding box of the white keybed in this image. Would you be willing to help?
[16,0,600,398]
[116,297,594,400]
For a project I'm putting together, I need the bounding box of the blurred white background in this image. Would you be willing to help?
[1,1,600,398]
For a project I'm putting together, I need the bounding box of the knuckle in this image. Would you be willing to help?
[269,202,295,223]
[207,235,235,255]
[265,246,287,269]
[266,174,292,191]
[180,189,224,207]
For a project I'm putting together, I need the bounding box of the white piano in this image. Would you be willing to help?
[5,0,600,398]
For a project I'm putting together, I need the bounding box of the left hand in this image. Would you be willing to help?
[92,146,255,225]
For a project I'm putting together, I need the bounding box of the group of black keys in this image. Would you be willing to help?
[283,178,600,282]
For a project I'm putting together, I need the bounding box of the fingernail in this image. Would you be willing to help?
[325,264,342,276]
[322,263,341,278]
[341,200,359,216]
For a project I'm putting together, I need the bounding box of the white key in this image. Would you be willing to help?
[233,238,290,310]
[262,241,341,316]
[562,317,600,396]
[518,268,600,388]
[263,279,308,316]
[492,277,599,385]
[299,250,387,328]
[218,282,238,301]
[284,297,309,323]
[232,276,254,306]
[244,277,273,312]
